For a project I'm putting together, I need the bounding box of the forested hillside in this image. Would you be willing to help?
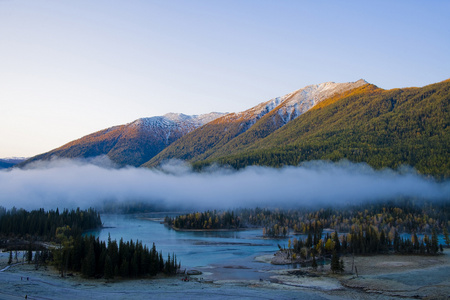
[196,80,450,178]
[16,79,449,177]
[145,80,366,167]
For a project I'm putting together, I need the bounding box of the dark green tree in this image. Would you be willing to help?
[82,243,96,278]
[104,255,114,279]
[331,250,340,274]
[431,228,439,254]
[27,242,33,263]
[333,231,341,253]
[120,259,129,277]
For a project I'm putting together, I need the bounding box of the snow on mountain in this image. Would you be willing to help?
[19,112,225,168]
[20,79,369,168]
[125,112,226,148]
[129,112,225,131]
[276,79,368,123]
[222,79,367,126]
[144,79,372,167]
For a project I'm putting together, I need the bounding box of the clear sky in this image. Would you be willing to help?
[1,0,449,158]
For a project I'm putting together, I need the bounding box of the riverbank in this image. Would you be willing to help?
[258,249,450,299]
[338,251,450,299]
[0,250,330,300]
[1,249,449,299]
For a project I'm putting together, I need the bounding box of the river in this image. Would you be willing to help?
[87,213,301,281]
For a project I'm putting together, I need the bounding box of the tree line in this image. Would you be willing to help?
[167,199,450,258]
[1,207,180,279]
[167,200,450,238]
[53,228,179,279]
[0,206,102,240]
[288,226,443,261]
[165,210,242,230]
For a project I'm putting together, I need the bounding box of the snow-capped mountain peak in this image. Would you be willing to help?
[129,112,225,131]
[221,79,368,126]
[271,79,368,124]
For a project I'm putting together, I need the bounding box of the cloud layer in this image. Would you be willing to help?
[0,157,448,211]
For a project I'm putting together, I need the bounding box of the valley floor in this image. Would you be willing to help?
[0,249,449,300]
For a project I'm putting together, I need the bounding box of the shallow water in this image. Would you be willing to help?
[87,213,301,280]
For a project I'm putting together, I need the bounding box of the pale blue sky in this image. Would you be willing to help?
[1,0,449,157]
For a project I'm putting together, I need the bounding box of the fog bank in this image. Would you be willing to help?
[0,157,448,210]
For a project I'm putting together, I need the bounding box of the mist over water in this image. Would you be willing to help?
[0,157,448,210]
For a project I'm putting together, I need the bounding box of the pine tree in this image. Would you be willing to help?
[104,255,114,279]
[82,243,96,278]
[380,230,387,252]
[165,253,171,274]
[306,230,312,247]
[120,259,129,277]
[431,228,439,254]
[159,252,164,273]
[333,231,341,253]
[27,242,33,263]
[8,251,12,265]
[339,258,344,273]
[331,250,340,274]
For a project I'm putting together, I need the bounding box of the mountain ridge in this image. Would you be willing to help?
[20,112,224,167]
[0,157,27,169]
[18,78,449,177]
[196,80,449,178]
[144,79,368,166]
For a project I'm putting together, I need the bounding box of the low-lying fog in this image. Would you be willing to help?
[0,157,448,210]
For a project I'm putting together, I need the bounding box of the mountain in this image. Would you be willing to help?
[193,80,450,178]
[144,80,368,167]
[20,79,449,177]
[20,113,224,167]
[0,157,27,169]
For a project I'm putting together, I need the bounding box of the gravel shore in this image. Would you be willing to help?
[1,250,449,299]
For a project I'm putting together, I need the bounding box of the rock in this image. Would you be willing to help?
[186,270,202,275]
